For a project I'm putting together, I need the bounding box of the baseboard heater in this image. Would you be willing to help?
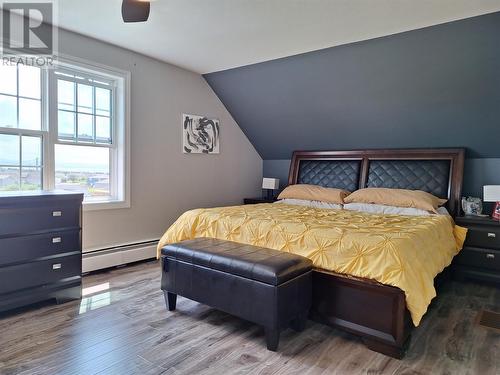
[82,240,158,273]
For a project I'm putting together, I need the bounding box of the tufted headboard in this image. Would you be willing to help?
[288,149,465,216]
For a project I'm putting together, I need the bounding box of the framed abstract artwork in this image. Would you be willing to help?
[182,114,220,154]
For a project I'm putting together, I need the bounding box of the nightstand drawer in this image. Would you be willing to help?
[0,230,80,267]
[464,227,500,250]
[0,254,81,295]
[456,247,500,272]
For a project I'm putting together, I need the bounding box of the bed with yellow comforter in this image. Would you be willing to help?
[157,203,467,326]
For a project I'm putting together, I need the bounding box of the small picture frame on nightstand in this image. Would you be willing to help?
[493,202,500,221]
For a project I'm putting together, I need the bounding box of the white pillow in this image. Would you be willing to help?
[436,206,451,216]
[275,198,342,210]
[344,203,449,216]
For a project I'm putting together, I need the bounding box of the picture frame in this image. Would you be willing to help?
[182,114,220,154]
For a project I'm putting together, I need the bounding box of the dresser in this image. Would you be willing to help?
[0,191,84,313]
[454,216,500,284]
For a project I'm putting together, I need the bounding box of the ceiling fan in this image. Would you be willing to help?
[122,0,151,23]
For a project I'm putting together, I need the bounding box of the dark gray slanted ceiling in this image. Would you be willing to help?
[204,11,500,160]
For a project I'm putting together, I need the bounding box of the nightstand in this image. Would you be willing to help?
[243,197,277,205]
[454,216,500,284]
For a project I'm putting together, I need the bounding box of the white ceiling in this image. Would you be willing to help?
[50,0,500,74]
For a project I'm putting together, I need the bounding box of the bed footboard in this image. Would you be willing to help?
[310,270,413,359]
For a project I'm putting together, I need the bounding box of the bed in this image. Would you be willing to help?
[287,148,465,357]
[159,148,466,358]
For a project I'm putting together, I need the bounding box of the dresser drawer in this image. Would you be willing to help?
[0,230,80,267]
[0,202,80,237]
[455,247,500,272]
[464,226,500,250]
[0,254,81,295]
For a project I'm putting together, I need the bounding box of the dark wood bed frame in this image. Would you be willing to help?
[287,148,465,358]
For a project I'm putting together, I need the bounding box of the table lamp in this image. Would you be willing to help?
[483,185,500,220]
[262,178,280,199]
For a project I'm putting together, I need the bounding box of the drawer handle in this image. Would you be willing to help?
[52,263,62,270]
[487,233,496,238]
[486,254,495,259]
[52,237,62,244]
[52,211,62,217]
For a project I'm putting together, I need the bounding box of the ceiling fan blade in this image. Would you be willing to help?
[122,0,150,23]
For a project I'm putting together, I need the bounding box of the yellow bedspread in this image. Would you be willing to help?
[157,203,467,326]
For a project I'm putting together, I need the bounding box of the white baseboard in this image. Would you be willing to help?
[82,241,158,273]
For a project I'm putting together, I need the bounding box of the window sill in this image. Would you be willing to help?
[83,199,130,211]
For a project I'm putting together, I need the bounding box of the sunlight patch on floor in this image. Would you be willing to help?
[79,282,111,314]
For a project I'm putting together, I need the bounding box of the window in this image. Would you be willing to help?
[56,71,112,143]
[0,134,42,191]
[0,64,43,191]
[0,57,129,209]
[0,64,42,130]
[53,69,116,202]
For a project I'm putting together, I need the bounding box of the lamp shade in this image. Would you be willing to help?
[262,178,280,190]
[483,185,500,202]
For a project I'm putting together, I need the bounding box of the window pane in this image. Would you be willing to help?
[78,113,93,139]
[55,144,110,198]
[95,87,111,116]
[95,116,111,142]
[22,136,42,167]
[19,98,41,130]
[0,65,17,95]
[58,80,75,111]
[77,83,93,114]
[0,95,17,128]
[58,110,75,138]
[0,134,20,165]
[0,167,20,191]
[18,65,41,99]
[21,167,42,190]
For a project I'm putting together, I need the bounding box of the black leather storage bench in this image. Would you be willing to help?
[160,237,313,351]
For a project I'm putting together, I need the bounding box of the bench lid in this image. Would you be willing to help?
[161,238,312,286]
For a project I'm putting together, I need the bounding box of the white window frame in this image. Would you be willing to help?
[0,54,130,211]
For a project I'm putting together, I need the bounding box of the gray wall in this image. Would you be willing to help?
[55,31,263,252]
[205,12,500,198]
[205,12,500,159]
[4,14,263,252]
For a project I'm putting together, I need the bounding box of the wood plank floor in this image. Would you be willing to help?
[0,260,498,375]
